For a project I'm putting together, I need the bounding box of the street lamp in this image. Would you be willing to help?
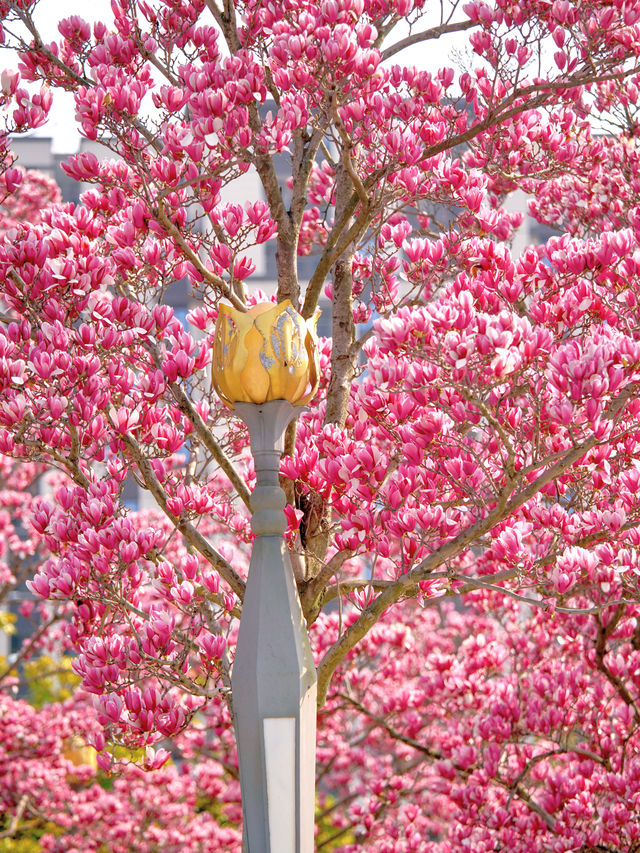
[212,300,320,853]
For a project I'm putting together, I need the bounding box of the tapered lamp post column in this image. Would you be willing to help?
[212,301,320,853]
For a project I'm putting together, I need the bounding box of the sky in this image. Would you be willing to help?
[5,1,470,153]
[19,0,114,151]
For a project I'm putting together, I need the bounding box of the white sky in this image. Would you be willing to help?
[9,0,115,151]
[5,1,470,153]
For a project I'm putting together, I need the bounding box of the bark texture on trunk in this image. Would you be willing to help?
[301,162,360,581]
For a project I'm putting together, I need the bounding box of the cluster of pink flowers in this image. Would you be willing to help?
[0,0,640,848]
[0,691,241,851]
[311,588,640,851]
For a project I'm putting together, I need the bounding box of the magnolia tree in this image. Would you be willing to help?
[2,0,640,849]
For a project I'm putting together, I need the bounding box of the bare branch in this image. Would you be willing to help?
[163,376,253,511]
[316,434,598,705]
[120,432,246,599]
[153,204,246,310]
[0,794,29,839]
[338,692,557,831]
[381,18,477,62]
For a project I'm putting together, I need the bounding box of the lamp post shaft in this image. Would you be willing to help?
[232,400,317,853]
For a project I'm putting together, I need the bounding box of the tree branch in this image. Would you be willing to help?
[381,18,476,62]
[163,378,252,511]
[153,204,246,310]
[316,435,597,705]
[338,692,557,831]
[120,433,246,599]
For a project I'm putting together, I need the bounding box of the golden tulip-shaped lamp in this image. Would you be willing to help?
[212,300,319,407]
[211,299,319,853]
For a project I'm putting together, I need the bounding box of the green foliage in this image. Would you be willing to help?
[0,818,61,853]
[0,839,41,853]
[0,611,16,635]
[107,742,146,764]
[195,793,238,829]
[315,795,356,850]
[23,655,81,709]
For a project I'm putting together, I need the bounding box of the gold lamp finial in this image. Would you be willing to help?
[211,300,320,408]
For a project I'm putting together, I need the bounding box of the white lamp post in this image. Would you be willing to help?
[212,301,319,853]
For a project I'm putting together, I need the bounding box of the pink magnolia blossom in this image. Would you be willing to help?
[1,0,640,848]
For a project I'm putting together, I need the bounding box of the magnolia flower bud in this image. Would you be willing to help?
[212,300,319,407]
